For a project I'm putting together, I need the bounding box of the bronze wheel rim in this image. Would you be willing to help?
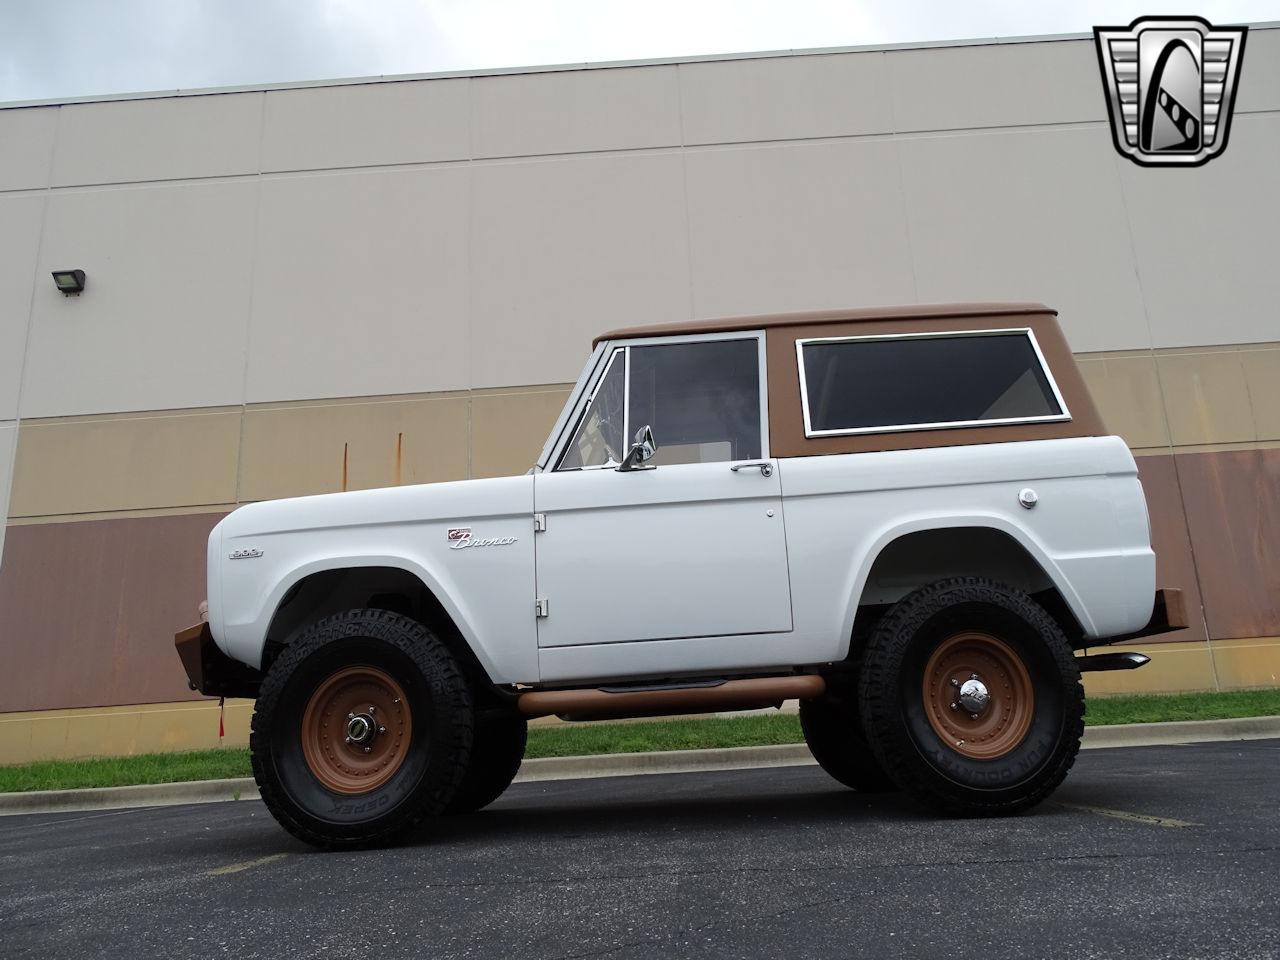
[301,665,412,795]
[922,631,1034,760]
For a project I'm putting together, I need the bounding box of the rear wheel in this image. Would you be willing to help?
[799,691,895,792]
[445,714,528,814]
[858,578,1083,816]
[251,609,473,849]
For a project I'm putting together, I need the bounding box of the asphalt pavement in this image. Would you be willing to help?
[1,739,1278,960]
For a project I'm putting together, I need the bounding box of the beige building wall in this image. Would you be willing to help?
[2,27,1279,759]
[0,27,1276,426]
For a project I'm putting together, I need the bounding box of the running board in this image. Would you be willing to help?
[516,675,826,721]
[1076,651,1151,672]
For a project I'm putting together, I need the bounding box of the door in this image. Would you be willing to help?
[534,333,793,648]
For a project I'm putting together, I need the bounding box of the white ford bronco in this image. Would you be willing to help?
[176,302,1184,848]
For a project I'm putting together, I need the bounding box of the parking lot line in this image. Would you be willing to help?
[0,808,143,832]
[206,853,289,876]
[1056,802,1198,828]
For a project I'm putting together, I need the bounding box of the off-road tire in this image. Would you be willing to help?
[799,693,896,792]
[251,609,473,849]
[445,714,528,815]
[858,577,1084,817]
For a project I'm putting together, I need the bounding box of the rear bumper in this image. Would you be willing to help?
[175,623,261,699]
[1106,587,1187,643]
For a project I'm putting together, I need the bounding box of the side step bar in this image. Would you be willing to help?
[1076,651,1151,673]
[517,675,826,721]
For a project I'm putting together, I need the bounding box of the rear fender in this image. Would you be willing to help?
[839,514,1096,656]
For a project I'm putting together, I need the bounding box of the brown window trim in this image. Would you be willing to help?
[765,311,1105,458]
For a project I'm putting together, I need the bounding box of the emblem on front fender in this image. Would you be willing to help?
[447,528,517,550]
[228,548,263,560]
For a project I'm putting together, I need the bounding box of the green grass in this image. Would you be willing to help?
[525,714,802,758]
[0,747,251,794]
[2,688,1278,794]
[1082,688,1280,726]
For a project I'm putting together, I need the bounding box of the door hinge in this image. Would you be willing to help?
[533,513,547,533]
[535,597,549,618]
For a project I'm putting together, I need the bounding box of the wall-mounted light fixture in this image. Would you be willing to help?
[52,269,86,296]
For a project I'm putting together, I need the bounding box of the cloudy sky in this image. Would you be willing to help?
[2,0,1277,102]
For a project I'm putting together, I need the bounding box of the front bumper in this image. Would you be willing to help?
[175,623,261,699]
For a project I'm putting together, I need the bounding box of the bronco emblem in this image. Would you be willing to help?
[448,528,517,550]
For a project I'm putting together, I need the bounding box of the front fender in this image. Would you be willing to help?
[225,553,460,661]
[212,476,539,683]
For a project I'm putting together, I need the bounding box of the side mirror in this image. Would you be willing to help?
[617,425,657,472]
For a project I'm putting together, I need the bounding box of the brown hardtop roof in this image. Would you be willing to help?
[594,302,1056,346]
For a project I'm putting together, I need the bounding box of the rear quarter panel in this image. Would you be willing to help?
[779,436,1156,663]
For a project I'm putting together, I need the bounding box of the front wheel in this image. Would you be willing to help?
[857,578,1084,816]
[250,609,474,849]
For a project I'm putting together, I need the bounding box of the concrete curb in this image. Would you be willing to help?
[1077,714,1280,749]
[0,777,258,817]
[3,715,1278,818]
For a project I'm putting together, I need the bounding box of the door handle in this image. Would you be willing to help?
[730,461,773,477]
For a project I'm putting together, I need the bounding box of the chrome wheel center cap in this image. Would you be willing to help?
[346,713,376,744]
[958,678,991,715]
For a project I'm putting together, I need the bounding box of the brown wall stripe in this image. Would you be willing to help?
[1132,455,1208,646]
[0,512,224,712]
[1175,448,1280,641]
[1,401,1279,713]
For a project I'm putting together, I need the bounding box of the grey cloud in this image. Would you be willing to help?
[0,0,455,101]
[3,0,1278,104]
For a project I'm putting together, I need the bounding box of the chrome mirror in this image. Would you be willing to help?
[617,425,656,472]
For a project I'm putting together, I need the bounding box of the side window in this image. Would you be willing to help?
[628,339,761,465]
[559,349,625,470]
[798,330,1068,436]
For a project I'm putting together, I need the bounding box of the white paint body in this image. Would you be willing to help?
[206,341,1156,687]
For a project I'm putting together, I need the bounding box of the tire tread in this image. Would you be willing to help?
[799,695,896,793]
[444,715,527,815]
[857,577,1084,817]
